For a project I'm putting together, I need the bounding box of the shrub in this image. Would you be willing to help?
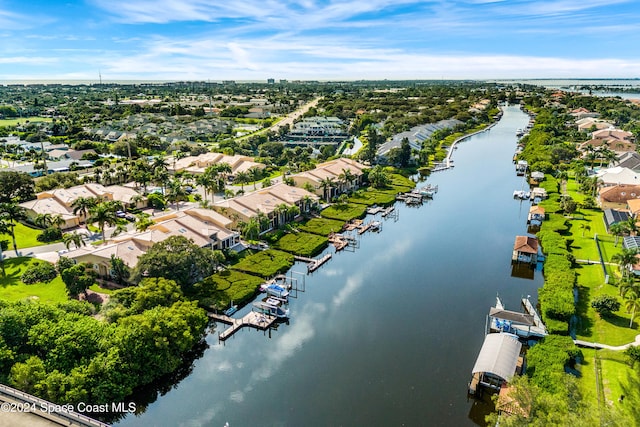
[591,294,621,318]
[36,227,62,243]
[21,260,58,284]
[271,232,328,257]
[232,249,294,278]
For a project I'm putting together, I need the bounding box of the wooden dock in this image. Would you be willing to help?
[328,233,348,251]
[381,206,395,217]
[366,206,384,215]
[294,253,333,273]
[209,311,277,341]
[357,221,372,234]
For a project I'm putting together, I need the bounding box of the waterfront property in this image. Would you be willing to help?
[168,152,266,177]
[290,157,366,199]
[487,297,547,338]
[527,206,545,227]
[512,236,538,264]
[598,184,640,209]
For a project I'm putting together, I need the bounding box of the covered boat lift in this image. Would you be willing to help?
[468,333,522,396]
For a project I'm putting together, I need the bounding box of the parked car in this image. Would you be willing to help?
[116,210,126,218]
[124,214,136,222]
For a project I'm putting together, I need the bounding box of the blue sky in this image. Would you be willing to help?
[1,0,639,81]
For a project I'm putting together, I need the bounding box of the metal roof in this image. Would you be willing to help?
[471,333,522,382]
[489,308,535,326]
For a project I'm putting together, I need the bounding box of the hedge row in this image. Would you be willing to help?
[538,227,575,335]
[231,249,294,278]
[270,232,328,257]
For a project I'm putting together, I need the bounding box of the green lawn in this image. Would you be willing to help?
[578,348,640,421]
[0,257,68,304]
[271,232,328,257]
[0,117,52,127]
[0,222,52,249]
[88,284,116,295]
[320,203,367,221]
[297,218,345,235]
[575,264,639,346]
[231,249,294,278]
[348,188,397,206]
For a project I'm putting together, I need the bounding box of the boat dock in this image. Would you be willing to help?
[294,254,333,273]
[521,297,547,335]
[381,206,395,217]
[366,206,385,215]
[209,311,277,341]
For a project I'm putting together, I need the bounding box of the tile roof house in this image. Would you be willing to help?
[291,158,366,200]
[213,183,318,230]
[19,184,146,229]
[65,207,240,279]
[169,152,265,176]
[599,184,640,209]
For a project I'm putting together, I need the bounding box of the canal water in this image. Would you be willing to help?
[115,105,543,427]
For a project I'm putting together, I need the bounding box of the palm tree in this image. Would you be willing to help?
[167,179,188,211]
[203,165,220,203]
[623,288,640,328]
[339,168,356,192]
[319,177,336,203]
[609,222,625,247]
[241,218,261,241]
[300,195,314,213]
[71,196,98,225]
[612,248,640,279]
[255,210,270,232]
[623,215,639,236]
[0,202,26,256]
[235,171,250,191]
[34,213,63,229]
[87,202,119,244]
[248,166,263,190]
[135,213,155,232]
[62,232,86,250]
[274,204,289,228]
[580,223,591,237]
[618,275,640,298]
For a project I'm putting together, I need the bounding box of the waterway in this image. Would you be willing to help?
[115,104,543,427]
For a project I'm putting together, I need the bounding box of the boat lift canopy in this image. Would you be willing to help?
[471,333,522,382]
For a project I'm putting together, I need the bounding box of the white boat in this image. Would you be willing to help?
[253,301,290,318]
[370,220,381,231]
[263,283,289,299]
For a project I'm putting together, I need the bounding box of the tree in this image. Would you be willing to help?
[61,263,97,297]
[580,223,591,237]
[71,197,98,225]
[248,166,263,190]
[87,201,119,244]
[559,195,577,216]
[110,255,131,285]
[0,171,35,203]
[623,215,639,236]
[367,165,390,189]
[133,235,224,290]
[0,202,27,256]
[135,213,155,232]
[591,294,621,318]
[62,232,86,250]
[612,248,639,279]
[623,288,640,328]
[234,171,250,191]
[147,192,166,210]
[166,179,188,211]
[609,222,625,246]
[319,177,335,202]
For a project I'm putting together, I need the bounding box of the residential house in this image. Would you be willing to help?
[628,199,640,217]
[512,236,538,264]
[66,207,240,279]
[19,184,146,229]
[376,119,463,157]
[212,183,318,230]
[603,208,630,231]
[570,108,600,120]
[290,158,366,200]
[599,184,640,209]
[169,152,265,176]
[614,152,640,172]
[596,167,640,187]
[575,117,612,132]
